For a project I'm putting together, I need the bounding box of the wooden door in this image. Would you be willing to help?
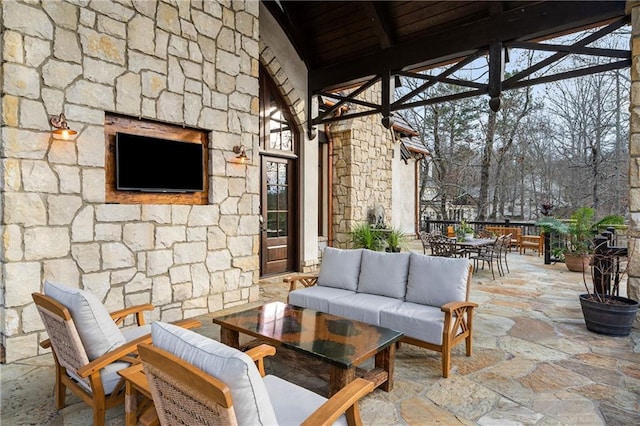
[261,156,295,275]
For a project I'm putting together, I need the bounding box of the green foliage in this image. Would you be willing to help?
[456,219,474,237]
[535,208,626,256]
[386,228,407,251]
[351,223,384,251]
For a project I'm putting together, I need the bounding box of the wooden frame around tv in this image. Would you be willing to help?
[105,113,209,205]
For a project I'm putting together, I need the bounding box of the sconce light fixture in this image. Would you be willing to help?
[49,113,77,139]
[233,145,248,163]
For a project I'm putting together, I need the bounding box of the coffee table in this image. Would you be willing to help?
[212,301,403,396]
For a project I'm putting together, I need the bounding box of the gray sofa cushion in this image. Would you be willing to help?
[318,247,363,291]
[406,253,469,307]
[380,302,445,346]
[263,375,347,426]
[357,250,410,299]
[288,286,356,313]
[328,293,402,326]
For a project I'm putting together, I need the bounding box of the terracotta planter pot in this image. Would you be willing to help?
[564,253,591,272]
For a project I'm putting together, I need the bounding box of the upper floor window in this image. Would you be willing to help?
[260,69,295,154]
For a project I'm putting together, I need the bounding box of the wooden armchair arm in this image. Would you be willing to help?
[244,344,277,377]
[441,301,478,314]
[77,334,153,378]
[301,378,375,426]
[77,319,201,377]
[110,304,154,326]
[284,274,319,291]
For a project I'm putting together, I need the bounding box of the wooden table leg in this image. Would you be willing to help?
[375,343,396,392]
[329,365,355,397]
[220,326,240,348]
[124,380,138,426]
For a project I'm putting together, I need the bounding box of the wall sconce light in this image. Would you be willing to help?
[233,145,248,163]
[49,113,77,139]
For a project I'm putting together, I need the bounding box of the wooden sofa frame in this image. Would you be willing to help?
[284,265,477,378]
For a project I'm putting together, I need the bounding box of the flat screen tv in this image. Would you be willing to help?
[115,132,204,193]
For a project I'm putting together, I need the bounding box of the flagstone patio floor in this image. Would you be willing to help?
[2,240,639,425]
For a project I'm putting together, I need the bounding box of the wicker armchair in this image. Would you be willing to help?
[138,322,375,426]
[32,284,199,426]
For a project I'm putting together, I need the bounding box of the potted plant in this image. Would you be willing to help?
[580,237,638,336]
[536,207,621,272]
[385,228,407,253]
[351,222,384,251]
[457,219,475,241]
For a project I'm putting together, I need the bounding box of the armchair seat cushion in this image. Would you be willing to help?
[44,281,126,360]
[381,302,445,346]
[328,293,403,326]
[68,361,130,395]
[121,324,151,342]
[152,322,278,426]
[288,286,355,313]
[263,375,347,426]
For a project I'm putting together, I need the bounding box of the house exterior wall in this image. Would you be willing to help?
[627,2,640,328]
[0,0,260,362]
[258,2,319,272]
[392,144,418,235]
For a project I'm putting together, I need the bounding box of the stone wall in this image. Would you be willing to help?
[0,0,260,362]
[628,3,640,328]
[331,85,394,247]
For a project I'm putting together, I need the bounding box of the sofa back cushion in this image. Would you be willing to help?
[357,250,410,299]
[317,247,363,291]
[152,322,278,426]
[44,281,126,360]
[406,253,470,307]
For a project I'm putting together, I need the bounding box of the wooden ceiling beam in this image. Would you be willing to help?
[362,1,394,49]
[309,1,626,92]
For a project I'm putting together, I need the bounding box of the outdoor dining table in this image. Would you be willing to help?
[453,238,496,248]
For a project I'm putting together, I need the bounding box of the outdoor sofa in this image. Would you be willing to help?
[286,247,476,378]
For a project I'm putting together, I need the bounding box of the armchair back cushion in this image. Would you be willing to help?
[317,247,363,291]
[406,254,469,306]
[151,322,278,426]
[44,281,126,360]
[357,250,410,299]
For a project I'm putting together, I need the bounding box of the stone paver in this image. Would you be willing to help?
[1,241,639,425]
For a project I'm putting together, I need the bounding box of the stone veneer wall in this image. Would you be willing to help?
[0,0,260,362]
[331,85,393,248]
[628,2,640,328]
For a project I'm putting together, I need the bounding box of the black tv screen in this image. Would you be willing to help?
[115,132,204,193]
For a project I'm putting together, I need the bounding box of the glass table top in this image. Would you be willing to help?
[212,301,403,368]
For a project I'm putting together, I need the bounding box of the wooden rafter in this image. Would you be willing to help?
[362,1,394,49]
